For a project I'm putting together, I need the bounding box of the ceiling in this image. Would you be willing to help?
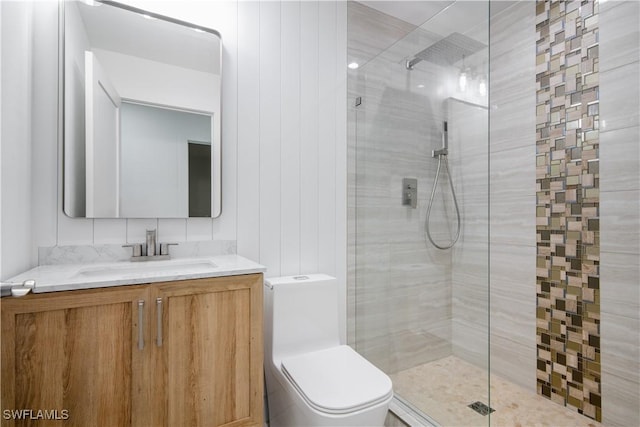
[358,1,513,28]
[358,1,454,27]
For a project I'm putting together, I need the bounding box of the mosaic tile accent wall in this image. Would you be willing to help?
[535,0,601,422]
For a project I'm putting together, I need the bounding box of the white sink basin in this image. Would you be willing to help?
[74,259,218,279]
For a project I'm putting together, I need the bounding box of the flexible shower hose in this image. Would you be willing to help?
[425,154,461,250]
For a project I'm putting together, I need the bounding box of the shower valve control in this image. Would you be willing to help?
[402,178,418,209]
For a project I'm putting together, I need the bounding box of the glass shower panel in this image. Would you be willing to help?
[352,2,490,425]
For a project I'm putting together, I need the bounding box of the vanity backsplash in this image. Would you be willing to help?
[38,240,236,265]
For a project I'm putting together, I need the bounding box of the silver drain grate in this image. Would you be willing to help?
[468,401,495,416]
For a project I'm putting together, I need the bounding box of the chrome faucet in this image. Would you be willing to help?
[123,229,178,261]
[146,229,157,256]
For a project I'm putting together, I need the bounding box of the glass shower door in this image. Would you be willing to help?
[350,2,490,425]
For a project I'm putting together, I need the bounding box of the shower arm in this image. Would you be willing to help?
[405,57,421,70]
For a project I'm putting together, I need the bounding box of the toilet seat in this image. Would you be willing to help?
[281,345,393,415]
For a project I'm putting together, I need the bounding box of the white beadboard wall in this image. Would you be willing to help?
[1,1,35,281]
[10,0,347,337]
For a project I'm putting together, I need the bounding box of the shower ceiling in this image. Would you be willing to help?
[358,1,454,26]
[358,1,513,38]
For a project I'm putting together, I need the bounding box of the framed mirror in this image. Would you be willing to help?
[62,0,222,218]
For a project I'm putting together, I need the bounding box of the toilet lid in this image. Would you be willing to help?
[281,345,393,414]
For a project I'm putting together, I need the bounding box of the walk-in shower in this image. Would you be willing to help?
[349,1,640,426]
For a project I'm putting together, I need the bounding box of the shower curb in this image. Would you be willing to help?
[389,396,438,427]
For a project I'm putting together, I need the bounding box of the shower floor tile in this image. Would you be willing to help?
[390,356,602,427]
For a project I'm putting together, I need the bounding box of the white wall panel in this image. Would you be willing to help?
[279,1,302,277]
[212,0,239,243]
[259,1,282,278]
[0,1,34,279]
[1,2,3,278]
[93,219,127,244]
[236,1,261,262]
[299,1,320,275]
[157,218,187,244]
[126,219,158,245]
[56,215,93,246]
[186,217,213,242]
[31,2,59,253]
[318,1,337,278]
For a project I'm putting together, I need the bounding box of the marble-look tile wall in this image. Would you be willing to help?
[489,2,638,425]
[450,99,489,368]
[599,1,640,426]
[535,0,601,421]
[490,3,639,426]
[488,0,538,392]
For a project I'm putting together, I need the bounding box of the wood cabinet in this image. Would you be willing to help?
[1,274,263,427]
[150,275,263,427]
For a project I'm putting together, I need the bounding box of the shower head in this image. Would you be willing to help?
[406,32,486,70]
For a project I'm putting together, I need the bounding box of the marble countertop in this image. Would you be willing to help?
[3,255,266,295]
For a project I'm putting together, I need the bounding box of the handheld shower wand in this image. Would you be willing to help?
[425,121,461,250]
[433,121,448,157]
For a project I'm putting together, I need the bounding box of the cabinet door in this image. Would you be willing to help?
[1,286,147,427]
[151,274,263,427]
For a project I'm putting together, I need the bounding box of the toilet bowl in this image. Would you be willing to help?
[264,274,393,427]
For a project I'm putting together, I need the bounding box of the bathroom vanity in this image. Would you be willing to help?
[1,256,264,427]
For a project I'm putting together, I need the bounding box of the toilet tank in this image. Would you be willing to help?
[264,274,340,363]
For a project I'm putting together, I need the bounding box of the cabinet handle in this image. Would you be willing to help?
[156,297,163,347]
[137,300,145,350]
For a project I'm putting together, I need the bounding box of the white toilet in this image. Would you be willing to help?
[263,274,393,427]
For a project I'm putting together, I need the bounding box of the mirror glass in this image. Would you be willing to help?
[63,0,222,218]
